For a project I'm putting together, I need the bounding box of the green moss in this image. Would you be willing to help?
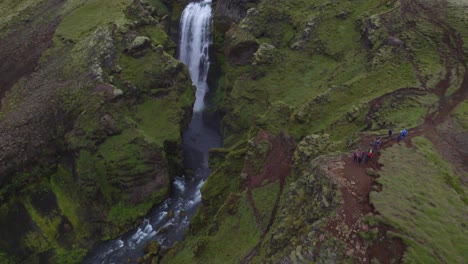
[451,100,468,129]
[108,199,155,227]
[200,147,245,204]
[55,248,88,264]
[23,231,50,253]
[0,251,15,264]
[50,165,89,241]
[371,137,468,263]
[76,150,117,202]
[117,49,184,91]
[23,199,61,248]
[140,23,169,46]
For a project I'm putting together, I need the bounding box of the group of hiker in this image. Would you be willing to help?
[388,128,408,142]
[353,148,374,166]
[353,128,409,166]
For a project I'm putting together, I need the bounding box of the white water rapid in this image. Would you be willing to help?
[81,1,221,263]
[179,0,213,112]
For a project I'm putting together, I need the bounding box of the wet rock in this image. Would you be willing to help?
[143,241,161,256]
[167,210,174,219]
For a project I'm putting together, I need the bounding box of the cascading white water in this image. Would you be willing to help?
[179,0,213,112]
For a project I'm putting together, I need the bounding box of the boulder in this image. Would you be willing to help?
[252,43,277,65]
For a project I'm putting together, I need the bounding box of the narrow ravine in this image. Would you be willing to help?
[82,1,221,263]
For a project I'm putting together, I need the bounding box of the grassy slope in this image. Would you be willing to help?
[221,0,422,145]
[371,137,467,263]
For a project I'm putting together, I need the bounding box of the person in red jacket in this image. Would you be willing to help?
[367,150,373,163]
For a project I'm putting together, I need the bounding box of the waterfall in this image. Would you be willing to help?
[81,2,221,263]
[179,0,213,112]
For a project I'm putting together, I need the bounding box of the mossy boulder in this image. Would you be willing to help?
[126,36,152,57]
[252,43,278,65]
[144,241,161,256]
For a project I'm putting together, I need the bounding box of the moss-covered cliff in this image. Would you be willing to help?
[158,0,467,263]
[0,0,193,262]
[1,0,467,263]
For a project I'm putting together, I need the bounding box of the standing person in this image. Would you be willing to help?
[353,150,358,164]
[402,129,408,139]
[367,150,373,163]
[397,131,403,143]
[388,128,393,138]
[360,150,366,166]
[374,138,381,151]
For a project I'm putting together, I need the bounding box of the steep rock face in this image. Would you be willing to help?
[0,0,194,262]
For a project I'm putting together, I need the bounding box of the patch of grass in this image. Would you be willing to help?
[369,94,438,130]
[50,165,89,241]
[140,23,169,46]
[56,0,130,41]
[108,199,155,227]
[117,48,180,90]
[370,137,468,263]
[23,199,61,248]
[200,147,245,205]
[451,100,468,129]
[199,194,260,262]
[54,248,88,264]
[134,95,181,145]
[252,181,281,230]
[163,193,260,264]
[76,150,118,202]
[23,231,50,253]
